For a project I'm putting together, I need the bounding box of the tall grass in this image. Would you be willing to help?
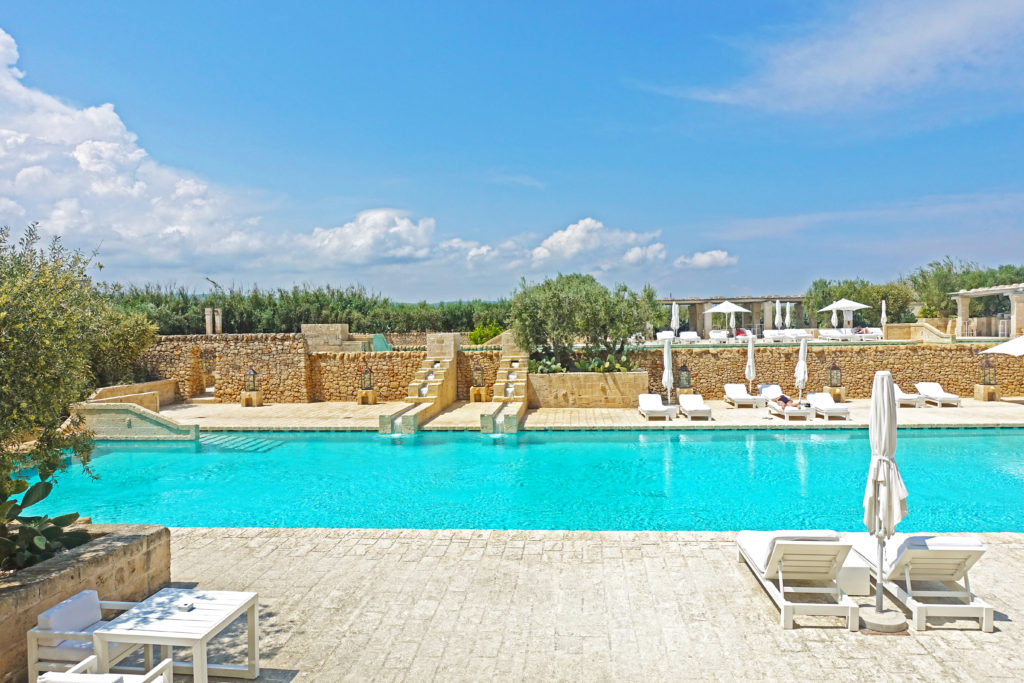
[100,283,511,335]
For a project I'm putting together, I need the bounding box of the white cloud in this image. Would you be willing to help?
[292,209,435,265]
[531,217,662,266]
[684,0,1024,112]
[623,243,667,264]
[674,250,738,269]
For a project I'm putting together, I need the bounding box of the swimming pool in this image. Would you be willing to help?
[30,429,1024,531]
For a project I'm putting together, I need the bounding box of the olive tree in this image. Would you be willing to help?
[0,225,98,568]
[509,273,666,365]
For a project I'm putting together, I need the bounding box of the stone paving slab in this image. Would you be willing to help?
[160,398,1024,433]
[169,528,1024,682]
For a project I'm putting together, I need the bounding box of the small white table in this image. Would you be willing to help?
[92,588,259,683]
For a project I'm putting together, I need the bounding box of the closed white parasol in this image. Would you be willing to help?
[670,302,680,336]
[880,299,887,326]
[662,338,674,404]
[744,335,756,393]
[774,300,782,328]
[863,370,908,614]
[794,338,808,401]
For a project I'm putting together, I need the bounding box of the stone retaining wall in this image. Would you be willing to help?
[631,343,1024,399]
[90,379,178,407]
[385,332,471,348]
[527,372,650,408]
[0,525,170,683]
[310,351,426,402]
[456,350,501,400]
[213,334,312,403]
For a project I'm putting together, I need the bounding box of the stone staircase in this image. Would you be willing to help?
[491,355,528,403]
[199,434,281,453]
[406,358,453,403]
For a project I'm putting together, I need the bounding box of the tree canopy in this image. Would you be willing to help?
[802,278,916,327]
[906,258,1024,317]
[509,273,666,364]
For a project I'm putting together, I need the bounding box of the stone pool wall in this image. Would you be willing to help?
[456,350,502,400]
[631,342,1024,399]
[309,351,426,401]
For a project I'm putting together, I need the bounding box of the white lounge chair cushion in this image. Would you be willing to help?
[638,394,668,409]
[37,590,103,647]
[893,385,919,398]
[737,530,840,574]
[808,393,847,412]
[655,331,674,340]
[37,621,134,663]
[759,385,783,400]
[724,384,755,399]
[850,533,984,576]
[678,331,700,341]
[915,382,957,399]
[39,674,125,683]
[678,395,708,411]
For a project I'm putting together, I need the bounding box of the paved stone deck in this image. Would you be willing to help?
[171,528,1024,681]
[161,398,1024,432]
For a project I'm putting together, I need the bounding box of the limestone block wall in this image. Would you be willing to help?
[456,351,501,400]
[630,343,1024,399]
[385,332,472,348]
[310,351,426,402]
[0,525,170,683]
[214,334,312,403]
[527,372,650,408]
[89,379,178,407]
[137,341,206,399]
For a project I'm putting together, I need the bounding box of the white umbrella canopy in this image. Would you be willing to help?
[980,335,1024,357]
[785,302,792,329]
[863,370,908,612]
[774,300,783,328]
[744,335,756,393]
[820,298,871,312]
[670,302,680,335]
[794,338,808,401]
[704,301,750,314]
[662,339,674,404]
[880,300,887,326]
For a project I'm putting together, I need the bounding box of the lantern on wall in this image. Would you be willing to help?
[244,367,258,392]
[677,364,691,390]
[472,363,485,388]
[828,359,842,388]
[979,356,996,386]
[361,365,374,391]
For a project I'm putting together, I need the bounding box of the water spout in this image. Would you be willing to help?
[419,384,428,397]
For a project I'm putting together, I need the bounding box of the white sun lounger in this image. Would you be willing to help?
[724,383,766,408]
[638,393,675,421]
[676,331,700,344]
[737,530,859,630]
[760,385,812,421]
[914,382,961,407]
[894,384,923,407]
[807,392,850,421]
[762,330,789,343]
[856,327,883,341]
[655,330,675,341]
[849,533,993,632]
[708,330,730,343]
[678,394,712,420]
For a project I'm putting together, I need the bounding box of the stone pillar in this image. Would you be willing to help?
[214,308,223,334]
[763,301,773,330]
[688,304,701,336]
[794,303,804,329]
[204,308,214,335]
[703,305,713,338]
[1009,293,1024,337]
[956,296,970,338]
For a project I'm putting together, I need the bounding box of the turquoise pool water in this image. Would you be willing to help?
[31,429,1024,531]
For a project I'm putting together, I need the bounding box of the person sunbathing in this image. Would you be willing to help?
[776,394,800,409]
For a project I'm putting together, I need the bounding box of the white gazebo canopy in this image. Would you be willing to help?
[705,301,751,315]
[819,298,870,312]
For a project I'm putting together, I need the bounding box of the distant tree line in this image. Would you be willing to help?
[102,283,512,335]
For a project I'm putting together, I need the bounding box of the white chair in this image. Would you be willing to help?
[914,382,961,407]
[678,394,711,420]
[708,330,729,343]
[676,331,700,344]
[655,330,675,341]
[894,384,923,407]
[27,591,146,681]
[723,383,766,408]
[761,385,812,421]
[818,329,843,341]
[807,392,850,421]
[761,330,784,343]
[790,329,814,342]
[849,533,993,632]
[737,530,859,630]
[856,327,883,341]
[638,393,675,421]
[39,655,173,683]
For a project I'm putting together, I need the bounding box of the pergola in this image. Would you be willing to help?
[950,283,1024,338]
[658,294,805,337]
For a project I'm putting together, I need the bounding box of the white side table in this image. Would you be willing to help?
[93,588,259,683]
[838,550,872,596]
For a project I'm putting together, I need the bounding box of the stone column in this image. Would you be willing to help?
[204,308,214,335]
[956,296,970,338]
[687,304,700,335]
[762,301,773,330]
[703,305,713,338]
[214,308,223,334]
[794,303,805,329]
[1009,293,1024,337]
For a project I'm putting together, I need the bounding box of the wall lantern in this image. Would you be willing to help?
[244,367,258,392]
[979,356,996,386]
[472,363,485,388]
[828,359,843,388]
[677,364,691,390]
[361,364,374,391]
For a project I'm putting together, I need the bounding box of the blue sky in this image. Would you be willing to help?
[2,1,1024,300]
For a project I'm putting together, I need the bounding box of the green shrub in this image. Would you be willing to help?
[528,357,566,374]
[0,481,90,570]
[916,304,941,318]
[468,319,505,345]
[88,307,158,387]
